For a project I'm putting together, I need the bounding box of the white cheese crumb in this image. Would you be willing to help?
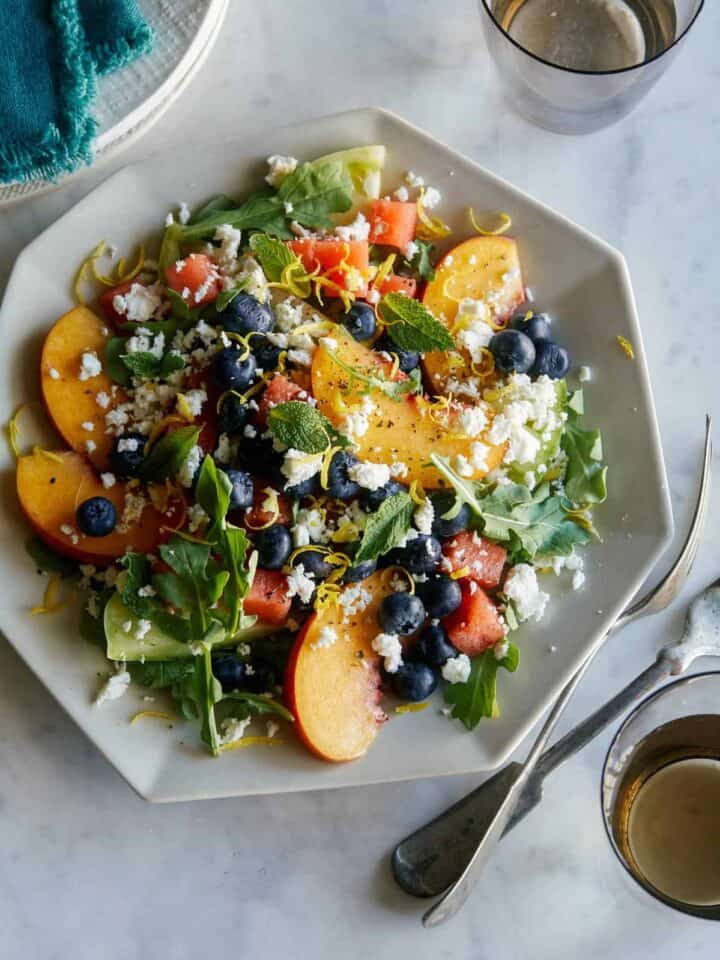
[219,716,252,745]
[458,405,487,437]
[265,155,298,187]
[281,448,323,487]
[404,170,425,188]
[335,212,370,243]
[504,564,549,623]
[95,665,131,706]
[79,351,102,381]
[578,365,593,383]
[414,499,435,535]
[95,391,110,409]
[389,461,409,480]
[138,585,156,598]
[100,473,116,489]
[178,201,191,225]
[372,632,403,674]
[285,564,315,604]
[135,619,152,640]
[287,348,314,367]
[85,440,96,454]
[266,720,280,738]
[48,367,60,380]
[81,421,95,432]
[213,223,242,266]
[348,460,390,491]
[311,626,338,650]
[339,584,373,622]
[178,444,202,488]
[422,186,441,209]
[441,654,471,684]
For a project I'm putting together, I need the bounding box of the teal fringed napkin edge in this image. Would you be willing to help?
[0,0,154,185]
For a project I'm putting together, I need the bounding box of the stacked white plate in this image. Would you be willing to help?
[0,0,228,206]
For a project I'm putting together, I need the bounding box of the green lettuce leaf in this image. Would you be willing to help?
[444,644,519,730]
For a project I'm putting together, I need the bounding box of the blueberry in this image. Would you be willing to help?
[530,340,570,380]
[254,524,292,570]
[243,658,278,694]
[294,549,333,580]
[284,474,321,499]
[430,491,471,539]
[343,303,377,341]
[343,558,378,583]
[489,329,536,375]
[378,592,426,636]
[76,497,117,537]
[512,311,552,342]
[211,653,246,692]
[415,574,462,619]
[414,622,458,667]
[252,336,282,372]
[325,451,361,499]
[211,347,258,392]
[391,661,438,702]
[108,432,146,478]
[224,469,254,510]
[361,480,406,512]
[217,292,274,336]
[374,334,420,373]
[236,433,282,473]
[389,535,442,575]
[217,395,249,436]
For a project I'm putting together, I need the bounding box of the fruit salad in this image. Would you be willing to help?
[14,145,607,761]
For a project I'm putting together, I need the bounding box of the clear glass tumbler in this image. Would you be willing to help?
[601,672,720,920]
[478,0,704,133]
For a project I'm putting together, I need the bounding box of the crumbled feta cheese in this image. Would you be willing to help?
[572,569,586,591]
[456,317,495,363]
[453,454,474,478]
[393,185,410,201]
[85,440,97,454]
[348,460,390,491]
[458,405,487,437]
[112,282,163,323]
[339,583,373,622]
[48,367,60,380]
[100,472,116,489]
[81,421,95,432]
[404,240,419,260]
[405,170,425,188]
[343,395,376,440]
[214,432,237,465]
[122,620,132,633]
[281,448,323,487]
[187,503,208,534]
[138,585,156,598]
[366,288,381,306]
[335,212,370,243]
[266,720,280,738]
[60,524,75,536]
[164,212,175,227]
[494,640,510,661]
[243,423,257,439]
[117,437,139,453]
[311,626,338,650]
[219,716,252,745]
[95,665,131,706]
[287,348,314,367]
[295,507,330,544]
[178,444,203,488]
[504,564,549,623]
[95,391,110,409]
[414,499,435,535]
[178,201,191,225]
[213,223,242,266]
[319,336,338,352]
[389,461,409,479]
[372,632,403,674]
[422,186,441,209]
[578,365,592,383]
[441,653,471,684]
[470,441,490,472]
[79,351,102,381]
[265,155,298,187]
[285,564,316,604]
[135,619,152,640]
[181,388,207,418]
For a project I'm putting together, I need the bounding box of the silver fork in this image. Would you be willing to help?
[391,415,712,923]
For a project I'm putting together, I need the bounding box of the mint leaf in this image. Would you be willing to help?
[355,492,415,563]
[105,337,132,386]
[445,644,519,729]
[129,660,196,688]
[277,160,353,228]
[404,238,436,281]
[562,417,608,506]
[380,292,455,353]
[267,401,349,453]
[249,233,298,282]
[159,351,185,378]
[138,426,200,482]
[121,351,161,378]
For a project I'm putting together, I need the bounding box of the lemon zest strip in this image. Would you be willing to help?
[450,566,470,580]
[130,710,178,724]
[380,565,416,594]
[469,208,512,236]
[616,335,635,359]
[30,575,67,615]
[416,188,452,241]
[395,701,430,714]
[409,480,427,505]
[221,736,284,752]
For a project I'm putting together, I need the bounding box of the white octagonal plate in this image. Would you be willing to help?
[0,108,672,801]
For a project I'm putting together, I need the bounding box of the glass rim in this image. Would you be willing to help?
[600,670,720,920]
[479,0,705,78]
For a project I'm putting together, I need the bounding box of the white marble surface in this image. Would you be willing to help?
[1,2,719,957]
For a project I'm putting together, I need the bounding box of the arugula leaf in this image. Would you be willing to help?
[355,492,415,563]
[26,537,79,578]
[445,645,519,729]
[119,553,154,617]
[104,337,132,386]
[195,455,232,538]
[159,351,186,378]
[222,691,294,722]
[165,287,201,325]
[192,646,223,754]
[154,535,229,640]
[430,455,590,561]
[218,526,256,635]
[404,238,436,281]
[158,223,183,273]
[129,659,196,688]
[188,194,234,225]
[267,401,349,454]
[215,279,250,313]
[249,233,299,282]
[138,426,200,482]
[379,293,455,353]
[276,160,353,228]
[561,417,608,506]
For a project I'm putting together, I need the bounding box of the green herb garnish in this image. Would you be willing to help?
[379,292,455,353]
[354,492,415,564]
[444,644,519,730]
[138,426,201,482]
[267,401,350,454]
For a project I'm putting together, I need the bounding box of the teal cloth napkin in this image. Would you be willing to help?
[0,0,153,184]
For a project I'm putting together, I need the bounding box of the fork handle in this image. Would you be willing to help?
[534,655,673,781]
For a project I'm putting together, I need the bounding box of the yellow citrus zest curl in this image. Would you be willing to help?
[409,480,427,505]
[130,710,178,724]
[450,566,470,580]
[380,566,416,594]
[469,208,512,236]
[75,240,146,304]
[395,701,430,714]
[471,347,496,380]
[7,401,43,458]
[416,188,452,241]
[220,736,284,752]
[314,581,341,611]
[616,335,635,360]
[30,575,68,615]
[245,487,281,531]
[320,444,342,490]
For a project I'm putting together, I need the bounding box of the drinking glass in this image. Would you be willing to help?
[601,671,720,920]
[478,0,704,133]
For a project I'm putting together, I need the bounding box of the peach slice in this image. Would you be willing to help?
[311,327,505,487]
[41,306,124,469]
[17,449,184,565]
[421,235,525,394]
[284,571,389,762]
